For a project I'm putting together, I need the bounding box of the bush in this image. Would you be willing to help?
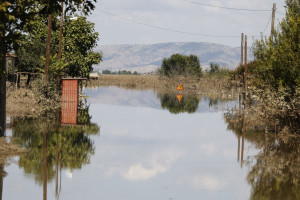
[252,0,300,95]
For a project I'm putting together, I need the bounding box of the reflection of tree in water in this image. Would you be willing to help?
[224,113,300,200]
[11,101,100,184]
[158,93,199,114]
[224,114,265,145]
[247,136,300,200]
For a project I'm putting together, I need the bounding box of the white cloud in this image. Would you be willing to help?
[123,147,185,180]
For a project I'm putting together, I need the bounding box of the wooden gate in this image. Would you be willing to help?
[61,79,78,125]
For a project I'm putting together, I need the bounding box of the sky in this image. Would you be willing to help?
[87,0,286,47]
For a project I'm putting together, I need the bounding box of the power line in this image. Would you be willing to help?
[263,14,272,35]
[96,8,246,38]
[182,0,286,15]
[182,0,272,12]
[276,10,285,15]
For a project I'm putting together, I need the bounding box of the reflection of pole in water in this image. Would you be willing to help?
[238,88,242,115]
[0,164,3,200]
[55,133,59,199]
[241,115,246,168]
[43,127,47,200]
[237,135,240,162]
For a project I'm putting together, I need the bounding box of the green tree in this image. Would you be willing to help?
[253,0,300,95]
[0,0,36,136]
[16,15,101,79]
[160,54,202,77]
[209,62,220,74]
[102,70,111,74]
[62,16,101,78]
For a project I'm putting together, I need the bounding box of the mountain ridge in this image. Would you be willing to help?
[93,42,252,73]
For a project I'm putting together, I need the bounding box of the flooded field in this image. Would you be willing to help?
[2,86,299,200]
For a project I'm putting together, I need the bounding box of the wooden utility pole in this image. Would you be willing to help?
[241,33,244,65]
[58,2,64,60]
[244,35,247,100]
[271,3,276,42]
[45,14,52,83]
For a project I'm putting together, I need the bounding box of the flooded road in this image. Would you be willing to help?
[2,86,299,200]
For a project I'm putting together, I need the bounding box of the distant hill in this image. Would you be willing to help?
[93,42,253,73]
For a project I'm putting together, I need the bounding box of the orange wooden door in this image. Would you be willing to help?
[61,80,78,125]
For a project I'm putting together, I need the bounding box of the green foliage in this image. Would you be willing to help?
[15,15,101,78]
[102,70,140,75]
[63,16,102,78]
[252,0,300,95]
[102,70,112,74]
[32,77,60,103]
[232,61,258,79]
[209,62,220,74]
[205,62,231,77]
[118,70,132,75]
[160,54,202,77]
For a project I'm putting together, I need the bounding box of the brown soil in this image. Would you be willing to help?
[6,83,59,119]
[6,87,43,118]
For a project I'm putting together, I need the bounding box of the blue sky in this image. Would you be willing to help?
[87,0,286,47]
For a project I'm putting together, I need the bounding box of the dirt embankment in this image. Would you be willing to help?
[6,83,59,119]
[87,74,241,100]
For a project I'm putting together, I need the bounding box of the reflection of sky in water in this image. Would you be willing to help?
[3,86,257,200]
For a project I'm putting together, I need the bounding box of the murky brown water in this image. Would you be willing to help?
[2,86,299,200]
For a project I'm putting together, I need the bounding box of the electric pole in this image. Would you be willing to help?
[58,2,64,60]
[244,35,247,100]
[45,14,52,83]
[271,3,276,42]
[241,33,244,66]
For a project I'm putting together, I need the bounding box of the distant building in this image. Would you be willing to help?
[89,72,99,80]
[6,52,17,75]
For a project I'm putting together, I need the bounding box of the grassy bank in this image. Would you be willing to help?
[87,74,241,100]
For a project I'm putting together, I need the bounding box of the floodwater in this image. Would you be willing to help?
[2,86,300,200]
